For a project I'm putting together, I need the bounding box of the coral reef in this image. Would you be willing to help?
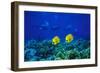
[80,48,90,59]
[66,49,81,59]
[24,39,90,61]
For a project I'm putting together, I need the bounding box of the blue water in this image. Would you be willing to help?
[24,11,90,61]
[24,11,90,44]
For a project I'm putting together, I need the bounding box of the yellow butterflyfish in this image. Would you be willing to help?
[65,34,73,43]
[52,36,60,45]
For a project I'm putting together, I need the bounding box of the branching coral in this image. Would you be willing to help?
[65,49,81,59]
[80,48,90,59]
[24,48,37,61]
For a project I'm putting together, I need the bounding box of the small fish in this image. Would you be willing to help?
[65,25,72,30]
[51,25,59,30]
[52,36,60,45]
[74,28,78,32]
[65,34,73,43]
[40,21,50,30]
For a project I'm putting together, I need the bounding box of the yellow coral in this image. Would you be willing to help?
[65,34,73,43]
[52,36,60,45]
